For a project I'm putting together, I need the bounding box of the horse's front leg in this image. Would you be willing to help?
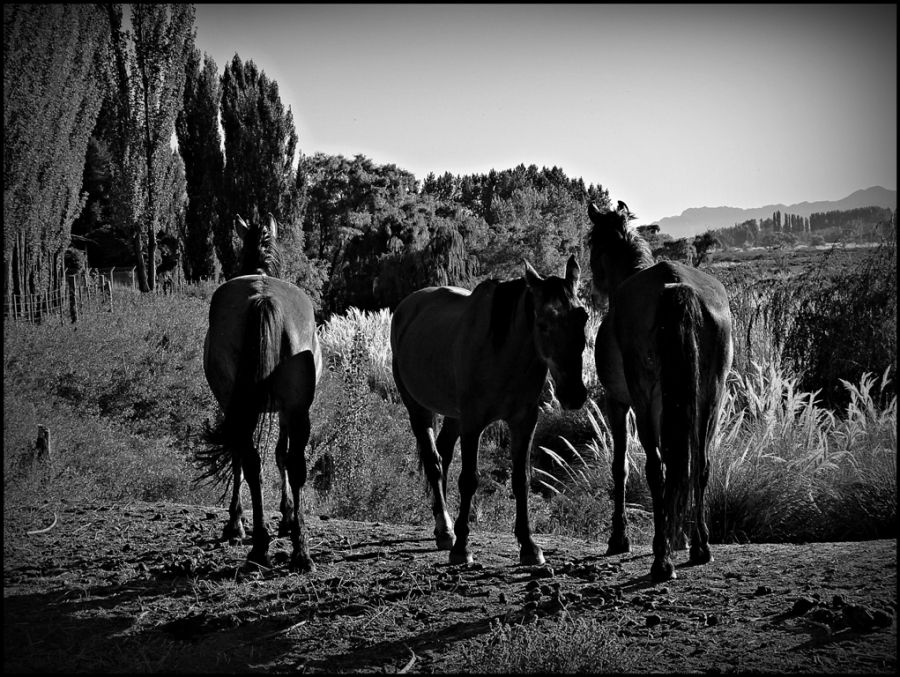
[605,400,631,555]
[449,429,482,565]
[222,452,245,542]
[509,406,544,565]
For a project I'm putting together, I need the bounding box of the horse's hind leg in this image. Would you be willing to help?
[276,351,317,572]
[286,408,314,572]
[228,405,270,567]
[243,437,271,567]
[275,420,292,537]
[222,453,246,542]
[690,395,723,565]
[689,451,713,565]
[634,413,675,582]
[605,401,631,556]
[398,382,454,551]
[508,407,544,566]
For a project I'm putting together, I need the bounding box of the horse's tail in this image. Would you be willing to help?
[194,293,285,492]
[658,283,703,549]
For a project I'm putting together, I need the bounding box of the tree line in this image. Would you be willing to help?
[3,3,610,321]
[705,206,894,250]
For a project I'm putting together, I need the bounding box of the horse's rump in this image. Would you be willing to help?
[197,276,318,489]
[391,286,472,417]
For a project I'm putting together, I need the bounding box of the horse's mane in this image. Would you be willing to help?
[588,208,655,271]
[479,277,532,350]
[239,224,283,278]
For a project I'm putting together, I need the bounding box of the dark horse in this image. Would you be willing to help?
[587,201,733,582]
[197,214,322,571]
[391,257,589,565]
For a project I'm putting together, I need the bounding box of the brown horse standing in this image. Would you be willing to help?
[197,214,322,571]
[391,257,588,566]
[587,201,733,582]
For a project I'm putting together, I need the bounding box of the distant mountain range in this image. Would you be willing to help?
[653,186,897,239]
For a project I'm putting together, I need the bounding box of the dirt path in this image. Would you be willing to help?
[4,500,896,673]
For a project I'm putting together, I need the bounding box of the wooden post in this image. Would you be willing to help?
[68,276,78,323]
[107,275,114,312]
[35,425,52,464]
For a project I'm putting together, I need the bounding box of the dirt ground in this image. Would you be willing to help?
[3,500,896,673]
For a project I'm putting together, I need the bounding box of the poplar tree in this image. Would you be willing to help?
[176,47,224,280]
[105,3,195,291]
[219,55,304,279]
[3,4,108,317]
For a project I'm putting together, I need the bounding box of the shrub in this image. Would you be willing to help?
[705,365,896,543]
[461,615,637,673]
[782,237,897,409]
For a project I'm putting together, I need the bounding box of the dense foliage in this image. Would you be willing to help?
[3,4,108,316]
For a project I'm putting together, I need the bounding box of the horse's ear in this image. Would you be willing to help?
[267,213,278,240]
[524,259,543,291]
[616,201,636,221]
[565,255,580,289]
[235,214,249,240]
[587,203,603,224]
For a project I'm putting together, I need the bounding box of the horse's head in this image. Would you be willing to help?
[524,255,589,410]
[235,213,283,278]
[586,201,652,310]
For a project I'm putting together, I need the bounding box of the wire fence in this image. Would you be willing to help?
[3,266,189,325]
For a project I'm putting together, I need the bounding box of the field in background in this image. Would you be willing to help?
[4,239,896,547]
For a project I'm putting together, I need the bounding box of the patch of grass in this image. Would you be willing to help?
[460,615,637,673]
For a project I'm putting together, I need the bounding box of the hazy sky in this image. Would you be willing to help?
[194,3,897,224]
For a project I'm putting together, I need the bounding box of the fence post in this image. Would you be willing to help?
[68,276,78,323]
[108,275,114,313]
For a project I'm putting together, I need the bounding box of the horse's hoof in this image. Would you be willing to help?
[449,548,473,565]
[605,537,631,556]
[247,551,271,569]
[435,531,455,551]
[519,547,545,566]
[650,559,676,583]
[290,552,315,573]
[689,546,713,565]
[221,523,246,542]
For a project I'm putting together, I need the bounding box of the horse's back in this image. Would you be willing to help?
[599,261,732,407]
[204,275,320,409]
[613,261,730,341]
[391,285,472,417]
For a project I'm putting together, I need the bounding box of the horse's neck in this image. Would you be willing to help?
[608,255,653,307]
[501,285,541,366]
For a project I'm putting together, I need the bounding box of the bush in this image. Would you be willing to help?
[461,615,636,673]
[782,237,897,408]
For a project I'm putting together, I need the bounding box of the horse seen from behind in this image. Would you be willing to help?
[197,214,322,572]
[587,201,733,582]
[391,257,589,566]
